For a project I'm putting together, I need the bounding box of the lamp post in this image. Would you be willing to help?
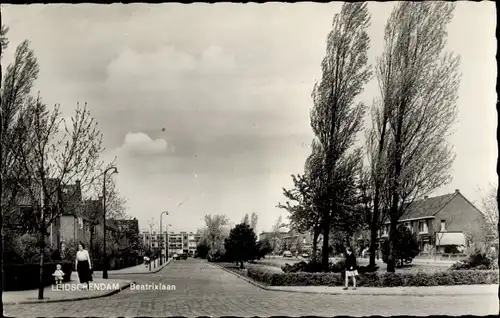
[159,211,169,265]
[148,218,155,270]
[102,166,118,279]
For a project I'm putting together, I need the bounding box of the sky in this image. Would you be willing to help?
[2,2,497,235]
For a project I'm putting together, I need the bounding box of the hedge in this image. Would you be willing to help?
[246,266,499,287]
[3,261,73,291]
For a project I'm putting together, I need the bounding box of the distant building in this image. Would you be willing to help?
[167,232,202,256]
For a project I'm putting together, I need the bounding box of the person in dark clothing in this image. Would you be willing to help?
[343,247,358,290]
[75,242,92,289]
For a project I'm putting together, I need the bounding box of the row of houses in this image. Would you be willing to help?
[260,189,492,256]
[7,178,138,252]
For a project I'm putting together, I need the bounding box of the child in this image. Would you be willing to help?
[53,264,65,285]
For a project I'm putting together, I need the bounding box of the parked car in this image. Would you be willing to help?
[180,253,188,260]
[283,251,293,258]
[173,253,179,260]
[301,253,309,258]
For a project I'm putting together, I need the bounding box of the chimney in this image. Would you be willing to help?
[455,189,459,193]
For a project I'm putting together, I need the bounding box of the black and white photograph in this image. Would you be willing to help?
[0,1,497,317]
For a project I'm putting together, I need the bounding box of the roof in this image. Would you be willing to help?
[398,192,458,221]
[8,178,82,216]
[436,232,466,246]
[81,199,103,219]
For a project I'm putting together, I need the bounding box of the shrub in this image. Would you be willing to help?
[281,261,323,273]
[449,249,497,271]
[3,261,73,291]
[381,226,420,266]
[246,266,498,287]
[195,242,210,259]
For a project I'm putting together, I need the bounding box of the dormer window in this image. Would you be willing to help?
[440,220,446,232]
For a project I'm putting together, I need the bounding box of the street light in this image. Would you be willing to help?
[148,218,155,270]
[102,166,118,279]
[159,211,169,265]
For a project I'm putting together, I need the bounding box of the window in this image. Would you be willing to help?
[418,220,428,233]
[440,220,446,232]
[383,226,389,236]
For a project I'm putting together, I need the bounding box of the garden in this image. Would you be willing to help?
[221,249,498,288]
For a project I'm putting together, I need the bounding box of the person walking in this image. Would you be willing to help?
[75,242,92,289]
[343,246,358,290]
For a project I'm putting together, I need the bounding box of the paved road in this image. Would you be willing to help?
[4,258,498,317]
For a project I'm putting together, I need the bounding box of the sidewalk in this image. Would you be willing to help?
[3,271,132,305]
[93,258,170,276]
[266,284,499,296]
[216,263,498,297]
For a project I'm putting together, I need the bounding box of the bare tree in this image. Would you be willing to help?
[377,2,460,272]
[477,183,499,243]
[309,2,372,271]
[80,174,126,260]
[0,31,40,313]
[12,98,105,299]
[267,215,286,254]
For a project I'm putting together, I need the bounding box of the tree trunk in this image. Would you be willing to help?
[239,260,244,269]
[386,209,398,273]
[0,114,4,316]
[321,212,330,272]
[311,229,319,263]
[369,191,381,267]
[38,224,46,300]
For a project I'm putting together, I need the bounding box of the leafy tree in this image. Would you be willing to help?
[224,223,257,269]
[309,3,372,271]
[195,241,210,259]
[381,225,419,267]
[375,2,460,272]
[278,172,322,262]
[255,238,273,259]
[201,214,230,256]
[250,212,258,232]
[477,183,499,244]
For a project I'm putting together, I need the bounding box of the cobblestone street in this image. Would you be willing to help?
[4,259,498,317]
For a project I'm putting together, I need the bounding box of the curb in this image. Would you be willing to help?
[95,259,171,276]
[211,262,270,291]
[4,281,134,305]
[212,262,497,297]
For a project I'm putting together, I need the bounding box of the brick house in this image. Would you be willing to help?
[378,189,487,255]
[10,178,85,249]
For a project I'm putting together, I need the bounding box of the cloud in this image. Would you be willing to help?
[116,132,168,156]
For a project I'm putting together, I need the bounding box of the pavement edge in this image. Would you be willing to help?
[5,280,134,305]
[211,262,496,297]
[108,258,172,276]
